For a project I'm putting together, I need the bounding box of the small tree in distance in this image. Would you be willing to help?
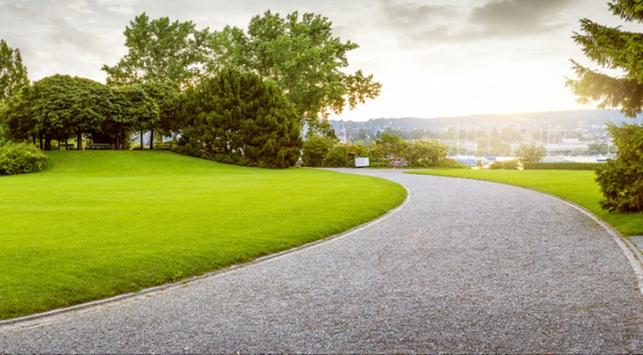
[516,144,545,163]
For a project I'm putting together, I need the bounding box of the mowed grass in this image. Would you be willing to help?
[0,151,406,320]
[408,169,643,236]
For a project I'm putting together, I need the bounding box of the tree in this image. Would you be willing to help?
[0,39,29,102]
[180,68,302,168]
[516,144,545,163]
[109,85,158,150]
[207,11,381,130]
[2,75,111,150]
[139,82,180,148]
[568,0,643,212]
[103,13,210,87]
[302,134,337,167]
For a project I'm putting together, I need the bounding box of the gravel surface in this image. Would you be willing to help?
[1,169,641,353]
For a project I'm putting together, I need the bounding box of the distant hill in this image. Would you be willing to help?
[331,110,638,132]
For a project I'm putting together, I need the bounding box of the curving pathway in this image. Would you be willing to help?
[1,170,642,353]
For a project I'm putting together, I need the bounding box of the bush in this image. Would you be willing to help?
[370,133,449,167]
[516,144,545,162]
[302,134,337,167]
[523,162,603,170]
[490,159,519,169]
[322,143,369,167]
[0,142,48,175]
[596,124,643,212]
[179,68,302,168]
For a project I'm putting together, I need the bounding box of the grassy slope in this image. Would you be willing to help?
[408,169,643,236]
[0,151,406,319]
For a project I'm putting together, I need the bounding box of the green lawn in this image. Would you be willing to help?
[0,151,406,320]
[408,169,643,236]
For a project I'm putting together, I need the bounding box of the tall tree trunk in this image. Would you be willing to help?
[39,134,43,150]
[150,129,154,150]
[44,135,51,151]
[121,129,126,150]
[77,132,82,150]
[140,130,144,150]
[32,135,36,145]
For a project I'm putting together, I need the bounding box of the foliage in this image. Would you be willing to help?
[370,133,449,167]
[139,82,181,135]
[102,13,209,87]
[409,168,643,236]
[516,144,545,163]
[0,39,28,102]
[2,75,112,149]
[523,162,604,170]
[180,68,302,168]
[596,123,643,212]
[567,0,642,117]
[0,151,405,319]
[568,1,643,213]
[0,142,47,175]
[490,159,519,170]
[322,143,369,167]
[207,11,381,128]
[302,134,337,167]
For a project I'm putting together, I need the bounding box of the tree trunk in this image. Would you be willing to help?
[44,135,51,151]
[39,134,43,150]
[77,132,82,150]
[140,130,144,150]
[121,129,126,150]
[32,135,36,145]
[150,129,154,150]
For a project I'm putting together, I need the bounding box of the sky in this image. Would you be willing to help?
[1,0,640,121]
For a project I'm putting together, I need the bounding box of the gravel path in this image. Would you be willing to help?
[1,170,641,353]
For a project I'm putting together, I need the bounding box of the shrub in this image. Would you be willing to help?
[523,162,603,170]
[370,133,449,167]
[302,134,337,167]
[322,143,369,167]
[179,68,302,168]
[516,144,545,162]
[596,124,643,212]
[490,159,519,169]
[0,142,48,175]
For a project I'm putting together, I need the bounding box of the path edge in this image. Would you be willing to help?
[0,179,411,328]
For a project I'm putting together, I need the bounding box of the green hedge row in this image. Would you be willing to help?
[0,143,48,176]
[523,162,603,170]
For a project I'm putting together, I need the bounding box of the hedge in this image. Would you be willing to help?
[523,162,604,170]
[0,142,48,176]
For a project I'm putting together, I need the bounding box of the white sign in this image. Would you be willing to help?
[354,157,370,168]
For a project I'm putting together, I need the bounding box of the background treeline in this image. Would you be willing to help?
[0,11,382,169]
[302,133,457,168]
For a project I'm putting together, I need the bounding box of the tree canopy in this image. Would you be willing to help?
[0,39,29,102]
[208,11,381,130]
[567,0,643,117]
[102,13,209,87]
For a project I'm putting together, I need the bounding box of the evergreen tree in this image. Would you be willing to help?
[0,39,29,102]
[568,0,643,212]
[180,68,302,168]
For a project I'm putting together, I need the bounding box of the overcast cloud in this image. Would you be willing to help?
[0,0,637,120]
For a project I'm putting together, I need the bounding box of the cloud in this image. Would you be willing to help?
[380,0,578,46]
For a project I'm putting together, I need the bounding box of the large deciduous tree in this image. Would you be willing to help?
[568,0,643,212]
[180,68,302,168]
[102,13,209,87]
[108,85,159,150]
[0,39,29,102]
[207,11,381,132]
[3,75,111,150]
[139,82,180,148]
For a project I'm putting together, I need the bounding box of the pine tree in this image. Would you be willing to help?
[567,0,642,117]
[0,39,29,102]
[568,0,643,212]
